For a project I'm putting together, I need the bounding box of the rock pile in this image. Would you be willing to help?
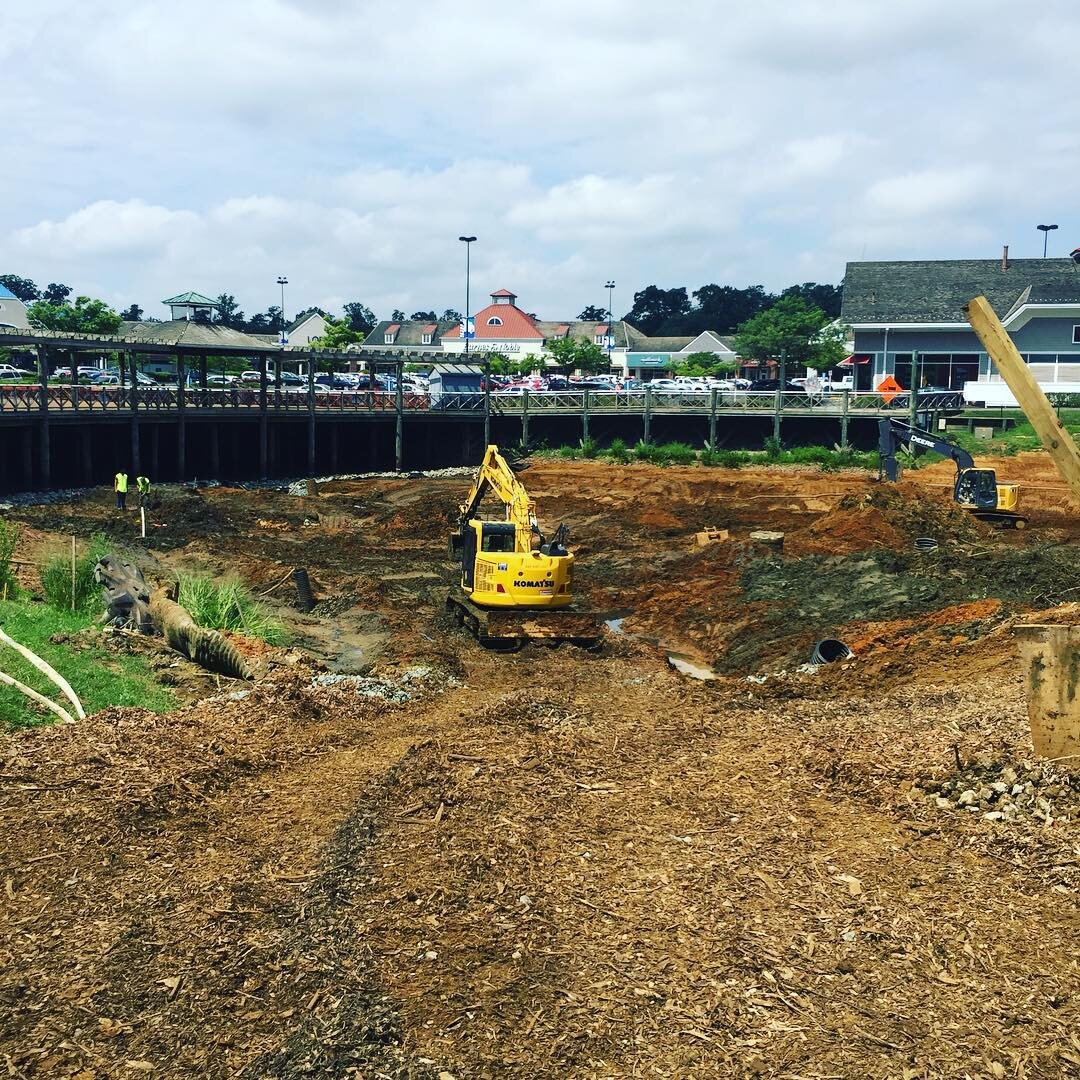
[921,763,1077,824]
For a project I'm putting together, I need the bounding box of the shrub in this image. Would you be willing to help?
[702,448,751,468]
[632,440,663,464]
[556,445,580,460]
[176,575,287,644]
[579,435,600,459]
[606,437,630,464]
[657,441,697,466]
[40,534,110,614]
[0,519,18,600]
[763,435,783,459]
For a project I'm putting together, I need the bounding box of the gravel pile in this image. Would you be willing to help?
[921,762,1078,824]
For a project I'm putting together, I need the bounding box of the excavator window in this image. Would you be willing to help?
[481,524,516,553]
[956,469,998,509]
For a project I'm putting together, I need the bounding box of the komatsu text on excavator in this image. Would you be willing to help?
[446,445,601,648]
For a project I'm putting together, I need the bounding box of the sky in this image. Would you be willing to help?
[3,0,1079,324]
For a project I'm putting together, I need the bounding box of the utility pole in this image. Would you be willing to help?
[458,236,476,356]
[276,276,288,344]
[605,280,615,369]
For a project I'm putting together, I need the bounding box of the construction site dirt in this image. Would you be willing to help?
[2,454,1079,1078]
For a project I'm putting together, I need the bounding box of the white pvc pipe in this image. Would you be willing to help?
[0,668,75,725]
[0,627,86,719]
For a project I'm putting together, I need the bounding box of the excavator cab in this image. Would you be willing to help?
[954,468,1000,510]
[954,468,1022,519]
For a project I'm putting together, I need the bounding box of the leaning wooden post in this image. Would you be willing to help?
[772,388,782,441]
[1014,625,1080,765]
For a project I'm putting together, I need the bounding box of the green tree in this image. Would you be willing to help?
[26,295,122,334]
[780,282,843,318]
[732,296,847,373]
[42,283,72,305]
[544,336,610,374]
[390,309,406,322]
[0,275,40,303]
[119,303,143,321]
[215,294,244,328]
[409,309,437,321]
[671,351,737,378]
[290,306,329,327]
[312,315,364,350]
[486,352,536,377]
[440,308,462,325]
[344,302,376,333]
[577,304,607,321]
[623,285,690,335]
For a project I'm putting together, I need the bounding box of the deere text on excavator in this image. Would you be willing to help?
[878,417,1026,528]
[446,445,602,648]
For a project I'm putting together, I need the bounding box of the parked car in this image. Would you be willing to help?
[91,371,157,386]
[747,378,805,393]
[0,364,30,379]
[314,373,354,390]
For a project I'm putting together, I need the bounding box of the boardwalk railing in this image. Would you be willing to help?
[0,383,964,417]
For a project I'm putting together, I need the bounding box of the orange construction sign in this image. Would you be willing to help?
[876,375,903,404]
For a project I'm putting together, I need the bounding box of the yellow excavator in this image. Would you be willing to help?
[446,445,601,648]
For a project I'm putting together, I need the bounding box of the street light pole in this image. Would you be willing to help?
[458,236,476,356]
[1037,224,1058,258]
[605,280,615,369]
[276,276,288,344]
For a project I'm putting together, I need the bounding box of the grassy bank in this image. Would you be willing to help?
[0,599,175,729]
[535,438,879,472]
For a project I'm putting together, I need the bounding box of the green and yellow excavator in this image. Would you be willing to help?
[446,445,601,648]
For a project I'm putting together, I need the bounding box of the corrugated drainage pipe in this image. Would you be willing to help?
[914,537,939,553]
[810,639,853,665]
[294,567,316,612]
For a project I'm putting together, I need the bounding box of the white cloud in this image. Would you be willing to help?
[863,167,992,220]
[3,0,1080,315]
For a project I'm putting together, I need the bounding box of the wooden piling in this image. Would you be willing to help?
[1014,625,1080,764]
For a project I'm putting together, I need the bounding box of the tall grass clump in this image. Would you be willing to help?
[579,435,600,459]
[177,574,287,644]
[40,534,111,614]
[701,448,752,468]
[656,441,697,465]
[763,435,783,459]
[605,437,630,464]
[0,519,19,600]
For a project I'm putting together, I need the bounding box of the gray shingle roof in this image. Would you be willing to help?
[366,319,456,346]
[121,320,273,349]
[842,258,1080,324]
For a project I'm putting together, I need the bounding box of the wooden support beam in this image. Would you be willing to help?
[1014,625,1080,763]
[965,295,1080,505]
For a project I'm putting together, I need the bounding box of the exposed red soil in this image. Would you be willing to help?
[2,455,1079,1077]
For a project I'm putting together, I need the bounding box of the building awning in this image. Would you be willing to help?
[837,354,872,367]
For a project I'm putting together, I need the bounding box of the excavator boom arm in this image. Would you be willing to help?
[878,418,974,481]
[458,445,536,550]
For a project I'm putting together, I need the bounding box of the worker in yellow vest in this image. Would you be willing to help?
[114,470,128,510]
[136,475,151,508]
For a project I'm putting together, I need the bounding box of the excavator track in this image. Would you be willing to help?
[446,589,603,651]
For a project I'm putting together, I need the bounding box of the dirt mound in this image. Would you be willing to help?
[790,485,990,555]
